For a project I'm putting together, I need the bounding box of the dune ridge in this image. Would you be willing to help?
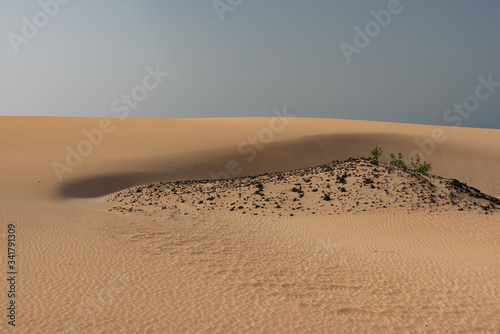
[1,117,500,198]
[108,157,500,217]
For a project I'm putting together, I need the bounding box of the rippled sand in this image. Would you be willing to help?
[1,116,499,333]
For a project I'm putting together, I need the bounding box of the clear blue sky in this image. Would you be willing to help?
[1,0,499,128]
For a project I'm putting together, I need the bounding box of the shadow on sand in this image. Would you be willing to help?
[59,172,160,198]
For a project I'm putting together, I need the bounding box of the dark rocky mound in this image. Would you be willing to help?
[107,158,500,217]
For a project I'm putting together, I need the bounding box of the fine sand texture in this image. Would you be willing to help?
[1,116,499,333]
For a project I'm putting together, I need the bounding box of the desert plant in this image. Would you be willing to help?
[390,152,408,170]
[409,154,432,174]
[370,148,432,174]
[371,146,383,161]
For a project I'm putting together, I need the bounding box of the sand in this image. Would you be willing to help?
[1,116,499,333]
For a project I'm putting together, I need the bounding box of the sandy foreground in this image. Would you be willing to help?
[1,116,499,333]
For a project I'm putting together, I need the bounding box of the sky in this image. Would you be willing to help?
[1,0,499,129]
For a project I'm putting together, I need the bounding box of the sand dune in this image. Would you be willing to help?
[1,116,499,333]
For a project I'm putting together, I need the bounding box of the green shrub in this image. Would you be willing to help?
[371,146,383,161]
[370,147,432,174]
[409,154,432,174]
[390,152,408,170]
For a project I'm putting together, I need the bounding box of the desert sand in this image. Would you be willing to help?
[1,116,499,333]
